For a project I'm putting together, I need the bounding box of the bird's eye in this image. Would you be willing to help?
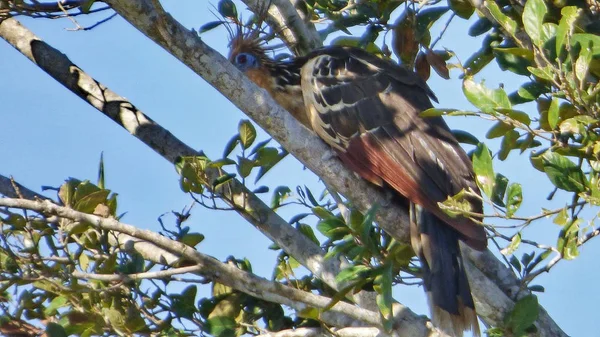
[234,53,257,70]
[236,54,248,65]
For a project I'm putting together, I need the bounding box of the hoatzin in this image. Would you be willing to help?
[229,30,486,337]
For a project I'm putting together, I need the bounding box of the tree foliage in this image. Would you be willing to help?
[0,0,598,336]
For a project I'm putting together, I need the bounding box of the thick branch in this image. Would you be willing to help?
[98,1,568,335]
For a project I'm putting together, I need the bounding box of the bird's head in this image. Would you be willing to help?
[232,52,260,72]
[228,24,269,73]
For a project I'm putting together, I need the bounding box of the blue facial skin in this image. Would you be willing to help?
[233,53,259,72]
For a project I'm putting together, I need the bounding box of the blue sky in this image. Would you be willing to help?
[1,1,597,335]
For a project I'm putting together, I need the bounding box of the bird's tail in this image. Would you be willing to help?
[409,203,480,337]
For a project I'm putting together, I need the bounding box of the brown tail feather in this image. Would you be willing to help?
[410,203,480,337]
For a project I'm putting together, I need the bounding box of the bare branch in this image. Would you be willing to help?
[72,265,205,282]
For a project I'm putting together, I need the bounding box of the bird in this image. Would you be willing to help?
[229,28,487,337]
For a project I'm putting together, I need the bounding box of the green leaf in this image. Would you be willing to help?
[212,173,236,190]
[558,219,580,260]
[253,186,269,194]
[172,285,198,319]
[575,43,592,83]
[336,265,371,284]
[324,236,355,259]
[500,233,521,256]
[255,149,287,182]
[46,322,68,337]
[181,233,205,247]
[528,65,554,81]
[496,108,531,125]
[217,0,237,19]
[528,285,545,293]
[571,34,600,58]
[472,143,495,197]
[463,78,511,112]
[317,218,349,240]
[486,121,513,139]
[448,0,473,19]
[513,81,550,103]
[505,183,523,217]
[97,152,105,189]
[323,278,370,311]
[271,186,291,209]
[209,158,236,169]
[541,23,558,48]
[200,21,224,34]
[452,129,479,145]
[547,98,559,129]
[312,206,334,219]
[522,0,547,45]
[541,152,588,193]
[509,255,522,273]
[58,179,79,206]
[223,135,240,158]
[493,48,533,75]
[374,263,394,331]
[298,223,320,245]
[79,253,90,271]
[206,316,236,337]
[506,295,539,336]
[73,180,101,204]
[556,7,580,59]
[254,147,279,167]
[80,0,96,14]
[486,327,505,337]
[526,249,552,274]
[237,156,255,178]
[45,296,68,316]
[420,108,449,117]
[468,17,493,37]
[73,189,110,214]
[464,45,494,75]
[491,173,508,207]
[498,129,519,160]
[238,120,256,149]
[249,138,271,156]
[484,1,517,37]
[4,213,26,229]
[416,7,450,32]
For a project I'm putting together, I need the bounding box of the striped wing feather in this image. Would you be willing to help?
[300,47,486,250]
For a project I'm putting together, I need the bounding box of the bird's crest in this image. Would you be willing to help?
[226,3,272,64]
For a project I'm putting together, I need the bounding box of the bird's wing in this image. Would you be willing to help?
[300,47,486,250]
